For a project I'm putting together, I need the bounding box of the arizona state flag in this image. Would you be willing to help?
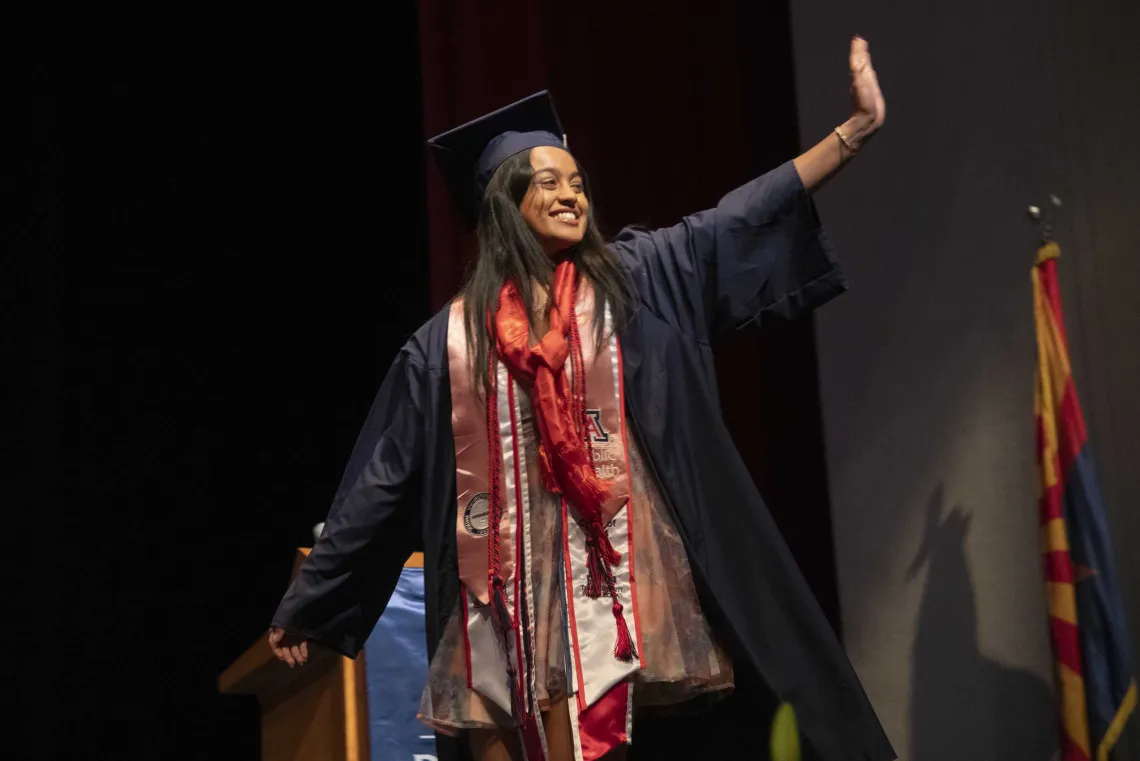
[1033,241,1136,761]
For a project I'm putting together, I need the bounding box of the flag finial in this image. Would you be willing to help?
[1028,194,1063,246]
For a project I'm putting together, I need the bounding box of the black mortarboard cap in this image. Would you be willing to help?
[427,90,566,228]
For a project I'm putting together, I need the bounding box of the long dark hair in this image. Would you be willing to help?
[460,149,633,392]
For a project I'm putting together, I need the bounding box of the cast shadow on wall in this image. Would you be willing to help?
[907,484,1058,761]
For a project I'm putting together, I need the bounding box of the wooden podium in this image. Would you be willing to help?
[219,549,425,761]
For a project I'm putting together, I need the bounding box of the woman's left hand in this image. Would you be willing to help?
[848,36,885,140]
[793,35,887,188]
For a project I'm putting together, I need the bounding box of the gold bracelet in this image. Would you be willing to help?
[834,125,858,154]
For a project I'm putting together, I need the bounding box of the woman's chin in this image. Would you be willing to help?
[543,234,585,258]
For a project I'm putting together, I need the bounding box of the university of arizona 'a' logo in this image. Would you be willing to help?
[585,409,609,443]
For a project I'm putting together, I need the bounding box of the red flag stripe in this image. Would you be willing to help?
[1051,617,1085,675]
[1040,483,1065,523]
[1062,734,1091,761]
[1045,550,1075,584]
[1038,259,1071,349]
[1056,381,1088,476]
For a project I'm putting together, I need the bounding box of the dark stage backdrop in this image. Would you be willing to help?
[793,0,1140,758]
[10,20,427,760]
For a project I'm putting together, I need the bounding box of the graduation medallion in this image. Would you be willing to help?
[463,492,490,537]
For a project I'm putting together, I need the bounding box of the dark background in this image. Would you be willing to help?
[10,17,428,759]
[793,0,1140,757]
[8,3,839,759]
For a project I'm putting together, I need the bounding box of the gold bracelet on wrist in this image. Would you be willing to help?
[834,125,858,154]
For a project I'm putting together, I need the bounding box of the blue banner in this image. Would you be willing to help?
[363,567,438,761]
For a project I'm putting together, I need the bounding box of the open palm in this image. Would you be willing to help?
[850,37,885,131]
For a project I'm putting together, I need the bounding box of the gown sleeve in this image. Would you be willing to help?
[610,160,846,340]
[270,344,425,658]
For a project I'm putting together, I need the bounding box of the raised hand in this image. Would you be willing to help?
[848,36,885,144]
[792,35,887,189]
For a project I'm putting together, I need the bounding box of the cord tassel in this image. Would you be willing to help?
[612,601,637,662]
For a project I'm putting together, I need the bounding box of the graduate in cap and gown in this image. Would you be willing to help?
[270,37,894,761]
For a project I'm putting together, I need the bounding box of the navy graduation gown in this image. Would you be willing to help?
[271,161,895,761]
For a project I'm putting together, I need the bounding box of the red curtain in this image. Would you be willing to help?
[418,0,547,308]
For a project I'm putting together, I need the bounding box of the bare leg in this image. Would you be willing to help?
[468,698,628,761]
[468,725,523,761]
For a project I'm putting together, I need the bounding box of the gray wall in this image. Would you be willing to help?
[790,1,1140,759]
